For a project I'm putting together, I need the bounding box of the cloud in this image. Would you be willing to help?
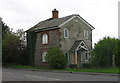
[0,0,119,45]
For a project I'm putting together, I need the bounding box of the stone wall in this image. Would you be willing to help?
[59,16,93,68]
[60,16,92,53]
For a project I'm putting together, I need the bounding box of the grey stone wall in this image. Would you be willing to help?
[59,16,93,67]
[60,17,92,53]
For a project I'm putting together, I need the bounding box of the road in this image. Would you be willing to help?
[2,68,118,81]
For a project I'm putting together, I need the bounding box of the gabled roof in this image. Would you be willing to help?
[34,15,75,31]
[69,40,89,51]
[30,14,94,32]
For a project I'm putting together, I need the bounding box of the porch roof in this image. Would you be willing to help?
[69,40,89,51]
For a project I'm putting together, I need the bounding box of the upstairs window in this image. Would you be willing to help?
[64,28,69,38]
[84,30,88,39]
[42,52,47,62]
[42,34,48,44]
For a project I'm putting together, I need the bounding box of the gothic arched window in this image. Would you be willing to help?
[64,28,69,38]
[42,34,48,44]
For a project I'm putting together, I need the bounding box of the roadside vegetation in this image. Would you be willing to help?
[46,47,67,69]
[2,19,28,65]
[3,64,119,74]
[91,37,120,68]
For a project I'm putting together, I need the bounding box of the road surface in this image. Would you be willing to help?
[2,68,118,81]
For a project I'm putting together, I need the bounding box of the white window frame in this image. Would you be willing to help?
[85,52,88,60]
[42,34,48,44]
[85,52,89,62]
[64,28,69,38]
[84,30,88,39]
[42,52,47,62]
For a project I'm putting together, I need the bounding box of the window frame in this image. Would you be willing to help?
[64,28,69,38]
[65,53,69,61]
[85,52,88,60]
[42,34,48,44]
[42,52,47,62]
[84,29,88,39]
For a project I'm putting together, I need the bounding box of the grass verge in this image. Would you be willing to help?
[56,68,119,74]
[3,64,119,74]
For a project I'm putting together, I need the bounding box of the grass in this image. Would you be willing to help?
[56,68,119,74]
[3,64,51,70]
[3,64,119,74]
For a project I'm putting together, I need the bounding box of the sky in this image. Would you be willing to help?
[118,1,120,39]
[0,0,119,47]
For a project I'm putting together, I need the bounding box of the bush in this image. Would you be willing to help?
[91,37,119,67]
[46,47,67,69]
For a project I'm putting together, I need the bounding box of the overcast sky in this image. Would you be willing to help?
[0,0,119,46]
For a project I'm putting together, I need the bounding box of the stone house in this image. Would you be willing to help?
[27,9,95,68]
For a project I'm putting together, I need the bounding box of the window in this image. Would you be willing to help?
[65,53,69,61]
[84,30,88,39]
[64,28,69,38]
[42,34,48,44]
[85,52,88,60]
[42,52,47,62]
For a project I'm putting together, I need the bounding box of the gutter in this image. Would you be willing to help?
[34,26,60,32]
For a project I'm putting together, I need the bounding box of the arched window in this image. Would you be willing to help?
[42,34,48,44]
[64,28,69,38]
[42,52,47,62]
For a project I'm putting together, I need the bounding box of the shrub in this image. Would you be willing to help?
[91,37,119,67]
[46,47,67,69]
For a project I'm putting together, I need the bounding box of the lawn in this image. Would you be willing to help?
[57,68,119,74]
[3,64,119,74]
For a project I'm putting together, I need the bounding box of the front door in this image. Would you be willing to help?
[73,52,79,64]
[73,51,79,68]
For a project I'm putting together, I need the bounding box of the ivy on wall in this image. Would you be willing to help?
[26,26,37,66]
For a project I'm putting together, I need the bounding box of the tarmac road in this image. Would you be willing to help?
[2,68,118,81]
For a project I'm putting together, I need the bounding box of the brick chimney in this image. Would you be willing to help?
[52,9,58,19]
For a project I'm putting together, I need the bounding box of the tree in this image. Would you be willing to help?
[2,33,21,64]
[116,39,120,67]
[15,29,26,46]
[2,21,28,65]
[15,29,28,65]
[46,47,67,69]
[91,37,119,67]
[2,21,10,37]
